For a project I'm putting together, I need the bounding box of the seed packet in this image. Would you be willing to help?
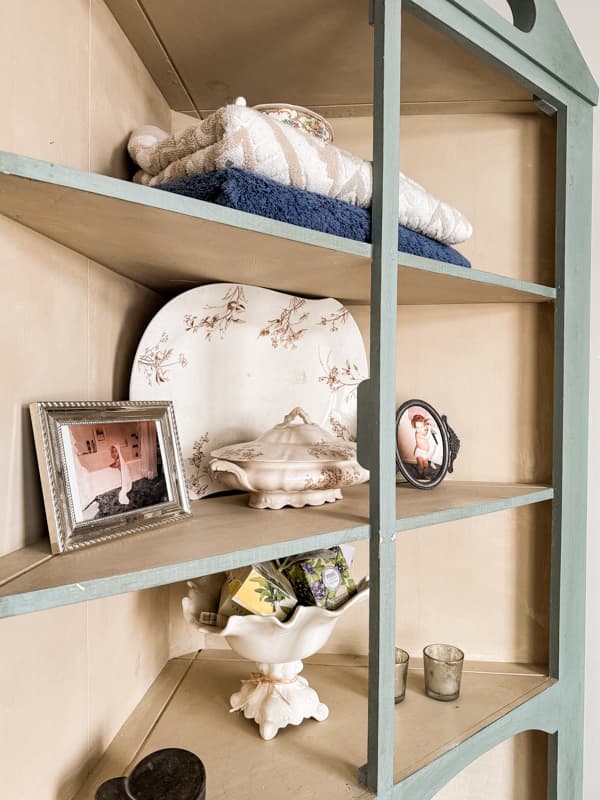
[282,546,357,610]
[219,562,297,621]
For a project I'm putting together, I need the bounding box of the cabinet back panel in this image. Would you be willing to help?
[350,304,554,485]
[432,731,547,800]
[168,111,555,289]
[106,2,531,113]
[330,503,550,664]
[334,113,556,286]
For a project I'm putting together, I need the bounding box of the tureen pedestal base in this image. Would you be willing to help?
[230,660,329,740]
[248,488,343,510]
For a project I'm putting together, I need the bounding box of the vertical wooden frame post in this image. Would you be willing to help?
[357,0,402,794]
[547,98,594,800]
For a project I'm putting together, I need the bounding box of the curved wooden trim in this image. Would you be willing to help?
[393,681,559,799]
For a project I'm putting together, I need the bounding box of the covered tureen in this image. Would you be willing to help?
[209,407,368,509]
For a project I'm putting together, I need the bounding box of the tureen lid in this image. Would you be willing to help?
[210,407,357,463]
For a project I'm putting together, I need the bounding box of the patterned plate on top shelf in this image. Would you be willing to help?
[130,283,368,499]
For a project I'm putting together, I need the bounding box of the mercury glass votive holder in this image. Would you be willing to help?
[423,643,464,701]
[394,647,410,703]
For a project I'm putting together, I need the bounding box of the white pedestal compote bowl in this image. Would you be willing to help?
[183,578,369,740]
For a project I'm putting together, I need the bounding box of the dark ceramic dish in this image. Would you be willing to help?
[95,748,205,800]
[126,748,206,800]
[95,777,128,800]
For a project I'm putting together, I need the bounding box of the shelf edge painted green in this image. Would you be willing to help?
[396,252,555,301]
[396,486,553,532]
[0,485,552,620]
[0,150,555,303]
[0,150,370,258]
[0,523,369,620]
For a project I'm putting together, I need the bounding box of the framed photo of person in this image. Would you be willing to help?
[30,401,191,553]
[395,399,460,490]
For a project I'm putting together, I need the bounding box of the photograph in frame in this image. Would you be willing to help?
[30,401,191,553]
[395,399,451,490]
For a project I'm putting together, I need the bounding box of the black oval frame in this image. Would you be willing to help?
[395,399,450,490]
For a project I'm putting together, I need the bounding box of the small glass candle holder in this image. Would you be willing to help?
[423,643,464,701]
[394,647,410,703]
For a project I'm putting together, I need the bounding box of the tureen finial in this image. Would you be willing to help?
[280,407,312,426]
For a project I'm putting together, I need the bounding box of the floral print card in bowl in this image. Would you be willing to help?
[129,283,368,499]
[281,546,357,610]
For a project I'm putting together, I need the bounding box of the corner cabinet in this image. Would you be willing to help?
[0,1,596,799]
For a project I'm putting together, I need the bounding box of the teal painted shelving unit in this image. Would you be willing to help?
[0,1,596,798]
[363,1,596,798]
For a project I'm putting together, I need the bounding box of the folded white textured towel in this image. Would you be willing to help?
[128,105,472,245]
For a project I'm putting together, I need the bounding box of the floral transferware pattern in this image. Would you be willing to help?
[136,332,188,386]
[273,114,331,142]
[253,103,334,144]
[328,415,356,442]
[318,354,366,399]
[188,432,210,497]
[130,283,368,499]
[307,441,356,460]
[319,307,349,332]
[216,445,265,461]
[303,466,362,491]
[259,297,310,349]
[184,285,247,340]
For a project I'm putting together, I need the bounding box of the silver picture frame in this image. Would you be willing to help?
[30,401,191,554]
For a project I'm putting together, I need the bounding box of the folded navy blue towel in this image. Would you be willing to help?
[157,168,471,269]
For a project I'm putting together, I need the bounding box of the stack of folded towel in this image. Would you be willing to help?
[128,104,472,267]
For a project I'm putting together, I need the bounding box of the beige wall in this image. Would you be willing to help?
[334,112,556,285]
[0,2,171,798]
[434,731,547,800]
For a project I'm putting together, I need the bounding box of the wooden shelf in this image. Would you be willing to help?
[104,3,533,116]
[0,482,552,618]
[0,152,555,305]
[395,481,553,532]
[72,651,554,800]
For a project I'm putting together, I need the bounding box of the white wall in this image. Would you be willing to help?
[553,1,600,797]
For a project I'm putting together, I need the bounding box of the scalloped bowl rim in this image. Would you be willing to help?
[198,577,369,637]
